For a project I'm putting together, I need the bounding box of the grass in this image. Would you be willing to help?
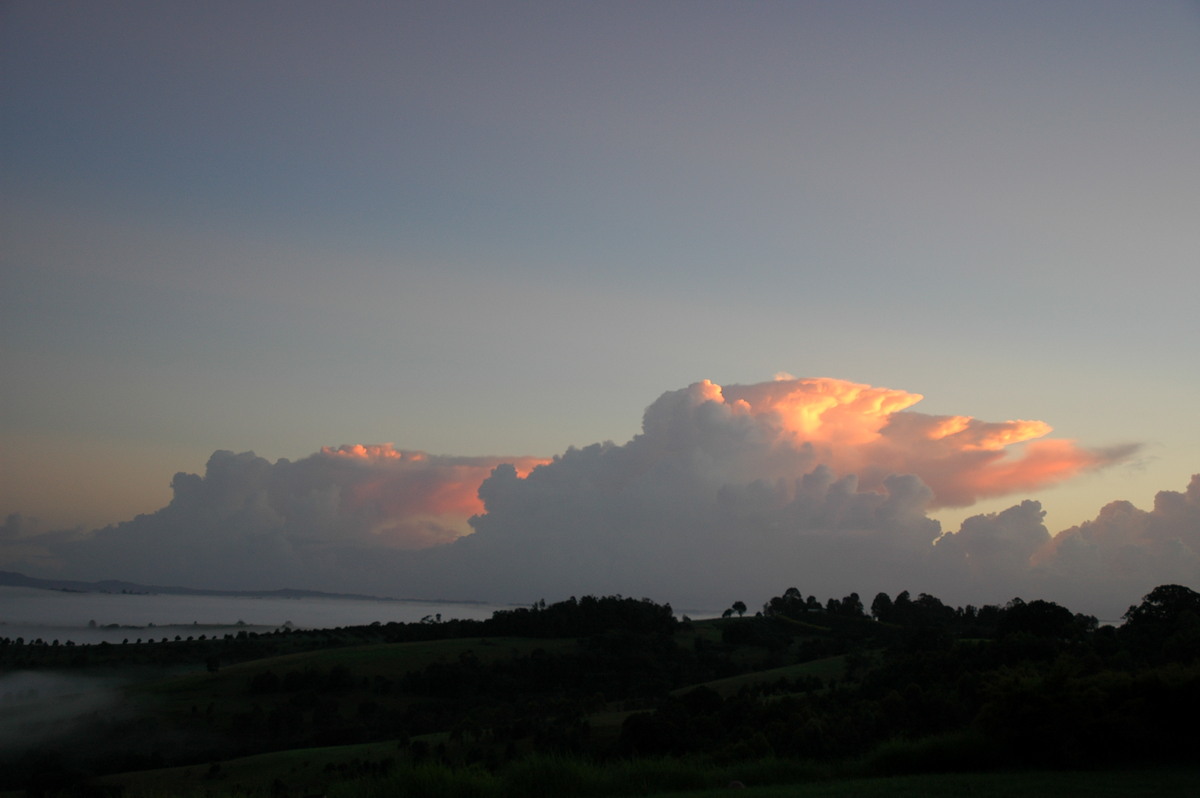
[323,754,809,798]
[94,756,1200,798]
[90,739,407,795]
[673,654,846,698]
[93,749,811,797]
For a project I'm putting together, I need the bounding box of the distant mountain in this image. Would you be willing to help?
[0,570,402,602]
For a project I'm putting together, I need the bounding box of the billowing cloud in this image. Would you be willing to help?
[1029,474,1200,609]
[930,500,1053,599]
[429,377,1139,610]
[3,375,1188,618]
[18,446,546,591]
[305,444,546,547]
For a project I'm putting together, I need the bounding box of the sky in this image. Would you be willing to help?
[2,1,1198,617]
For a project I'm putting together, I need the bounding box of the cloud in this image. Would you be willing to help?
[440,459,948,608]
[18,446,545,590]
[301,444,546,547]
[422,377,1141,611]
[3,375,1187,617]
[0,513,80,572]
[930,500,1053,599]
[716,376,1132,507]
[1029,474,1200,610]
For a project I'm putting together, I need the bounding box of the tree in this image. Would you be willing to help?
[997,598,1079,639]
[731,601,747,618]
[1121,584,1200,659]
[763,588,805,618]
[871,592,893,622]
[1123,584,1200,627]
[839,592,865,618]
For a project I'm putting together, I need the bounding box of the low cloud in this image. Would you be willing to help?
[1030,474,1200,610]
[4,375,1190,618]
[0,672,121,753]
[0,513,77,572]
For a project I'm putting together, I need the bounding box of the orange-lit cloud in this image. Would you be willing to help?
[311,444,548,546]
[726,375,922,445]
[693,376,1129,507]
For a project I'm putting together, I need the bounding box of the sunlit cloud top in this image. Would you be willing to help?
[658,376,1132,508]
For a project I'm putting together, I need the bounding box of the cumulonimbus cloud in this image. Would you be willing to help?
[444,376,1142,610]
[4,375,1187,618]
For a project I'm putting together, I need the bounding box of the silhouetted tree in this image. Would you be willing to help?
[763,587,806,618]
[1121,584,1200,660]
[998,598,1081,640]
[1123,584,1200,627]
[839,592,865,618]
[871,592,893,622]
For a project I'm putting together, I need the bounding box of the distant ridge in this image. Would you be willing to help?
[0,570,491,606]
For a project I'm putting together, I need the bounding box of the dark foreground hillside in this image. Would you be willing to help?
[1,585,1198,797]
